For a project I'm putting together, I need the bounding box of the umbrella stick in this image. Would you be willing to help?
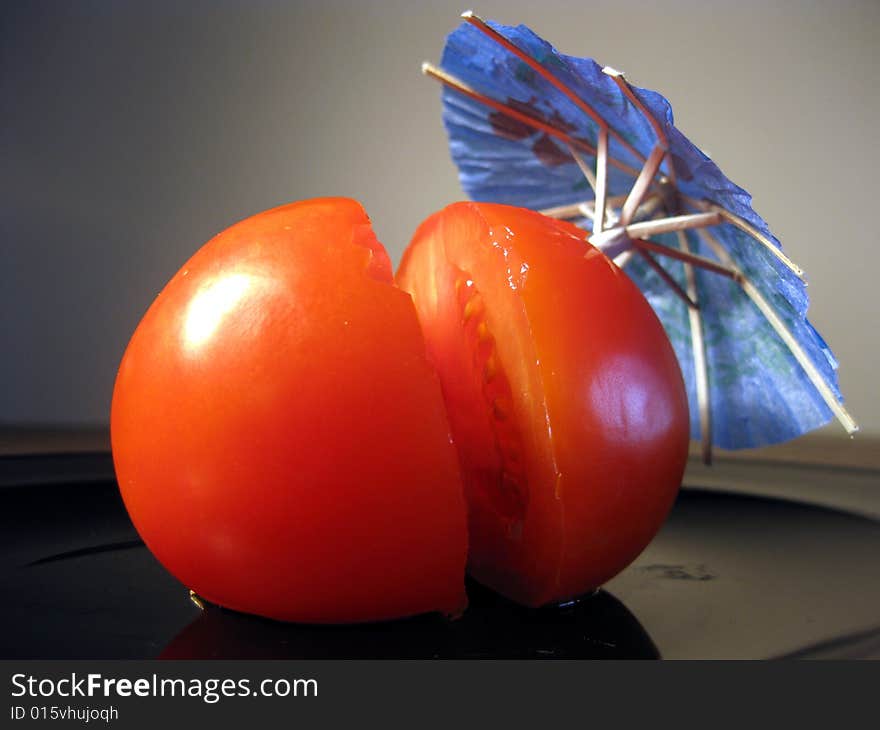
[631,237,738,281]
[611,248,636,271]
[635,247,698,310]
[635,241,711,461]
[677,230,713,465]
[604,68,678,189]
[565,143,598,194]
[631,192,664,222]
[595,126,609,233]
[626,212,721,238]
[539,193,631,221]
[461,11,648,167]
[680,195,805,281]
[695,228,859,436]
[541,201,595,221]
[540,201,594,220]
[620,145,667,226]
[564,140,619,232]
[613,250,636,269]
[422,63,647,181]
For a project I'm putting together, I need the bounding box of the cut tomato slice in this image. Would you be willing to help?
[398,202,689,607]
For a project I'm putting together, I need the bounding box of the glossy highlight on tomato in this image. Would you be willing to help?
[397,202,689,607]
[111,198,468,623]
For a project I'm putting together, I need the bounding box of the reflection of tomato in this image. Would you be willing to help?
[397,202,688,607]
[111,198,467,623]
[159,582,658,659]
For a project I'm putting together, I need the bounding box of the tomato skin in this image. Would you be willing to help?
[397,202,689,607]
[111,198,467,623]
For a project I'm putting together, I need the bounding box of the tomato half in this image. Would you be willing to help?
[111,198,468,623]
[397,202,689,607]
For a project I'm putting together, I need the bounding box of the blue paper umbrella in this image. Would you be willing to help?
[424,13,856,460]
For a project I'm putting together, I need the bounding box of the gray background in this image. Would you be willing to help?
[2,0,877,438]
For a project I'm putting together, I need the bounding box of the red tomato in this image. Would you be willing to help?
[111,198,468,623]
[397,202,689,607]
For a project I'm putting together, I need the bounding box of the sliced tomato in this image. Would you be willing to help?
[111,198,467,623]
[397,202,689,607]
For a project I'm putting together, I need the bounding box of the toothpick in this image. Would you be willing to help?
[677,230,712,465]
[696,227,858,436]
[422,62,645,180]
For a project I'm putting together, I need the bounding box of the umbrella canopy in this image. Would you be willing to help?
[423,13,856,460]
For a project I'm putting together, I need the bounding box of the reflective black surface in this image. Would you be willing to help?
[162,584,658,660]
[2,457,879,659]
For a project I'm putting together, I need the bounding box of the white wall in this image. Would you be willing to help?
[2,0,877,436]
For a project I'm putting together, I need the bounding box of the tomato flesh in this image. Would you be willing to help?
[111,198,468,623]
[397,202,689,607]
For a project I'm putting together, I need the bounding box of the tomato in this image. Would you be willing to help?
[111,198,468,623]
[397,202,689,607]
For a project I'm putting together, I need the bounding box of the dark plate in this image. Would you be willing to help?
[1,454,879,659]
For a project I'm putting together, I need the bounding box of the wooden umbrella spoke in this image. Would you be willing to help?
[628,191,664,223]
[539,193,629,221]
[422,62,646,180]
[613,249,636,269]
[594,127,609,232]
[634,246,698,310]
[695,228,858,436]
[462,11,648,166]
[540,200,595,221]
[632,238,710,462]
[625,211,721,238]
[620,144,667,226]
[565,143,598,195]
[630,238,740,280]
[676,230,712,465]
[539,192,660,229]
[681,194,806,281]
[603,66,677,221]
[604,67,677,188]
